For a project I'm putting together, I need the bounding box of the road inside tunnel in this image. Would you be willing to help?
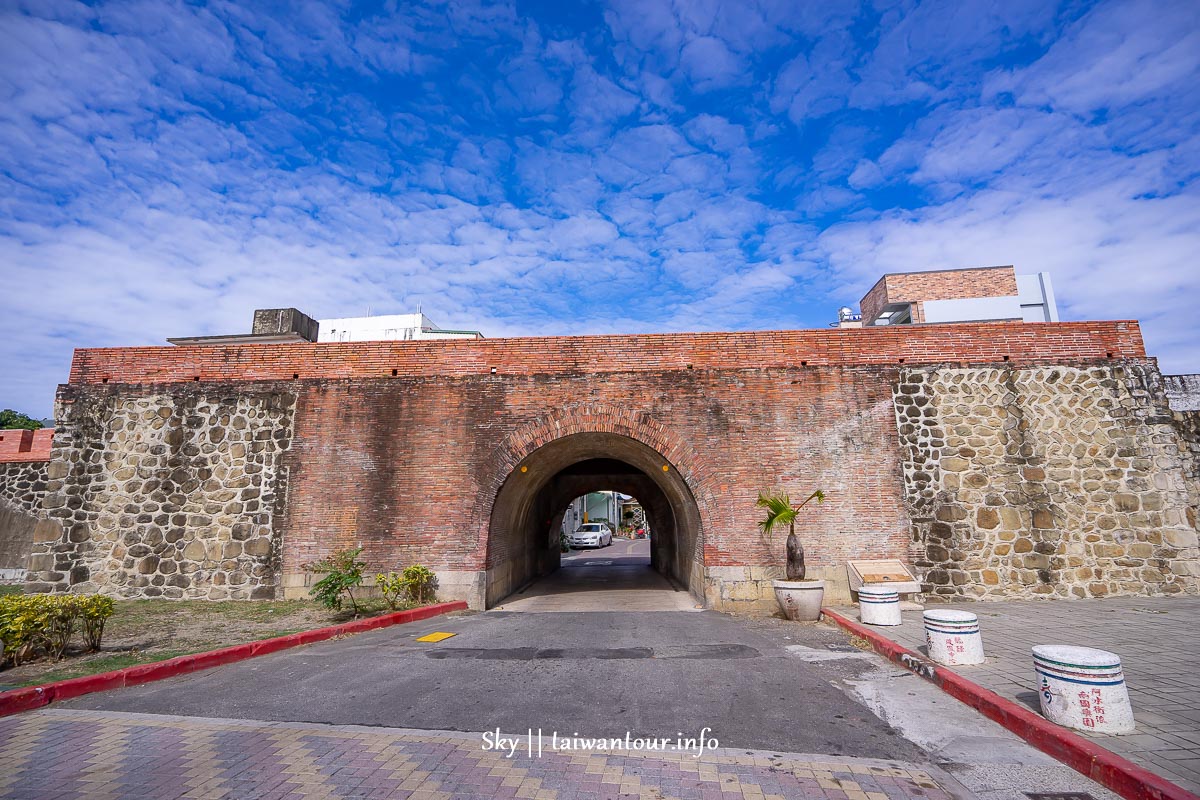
[485,433,706,610]
[494,537,702,612]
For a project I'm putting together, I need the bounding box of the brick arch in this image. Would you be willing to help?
[475,404,718,607]
[478,403,715,506]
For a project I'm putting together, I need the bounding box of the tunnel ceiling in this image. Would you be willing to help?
[555,458,644,478]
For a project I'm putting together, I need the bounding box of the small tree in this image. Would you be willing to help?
[376,572,408,611]
[79,596,115,652]
[401,565,437,605]
[305,547,366,614]
[0,409,42,430]
[756,490,825,580]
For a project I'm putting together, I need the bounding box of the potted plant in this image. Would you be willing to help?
[757,489,826,621]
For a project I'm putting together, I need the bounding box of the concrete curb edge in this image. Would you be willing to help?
[0,600,468,718]
[820,607,1199,800]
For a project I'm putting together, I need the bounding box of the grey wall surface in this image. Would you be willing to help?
[1166,374,1200,412]
[0,460,49,579]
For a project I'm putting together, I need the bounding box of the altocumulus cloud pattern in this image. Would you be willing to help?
[1,0,1198,414]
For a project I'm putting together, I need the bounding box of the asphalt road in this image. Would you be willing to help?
[561,536,651,565]
[62,565,922,759]
[53,541,1121,798]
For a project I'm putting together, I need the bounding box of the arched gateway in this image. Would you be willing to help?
[484,431,704,607]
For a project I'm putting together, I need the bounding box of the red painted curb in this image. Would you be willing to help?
[0,600,467,718]
[821,607,1199,800]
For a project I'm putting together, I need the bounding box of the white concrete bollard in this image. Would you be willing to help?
[923,609,985,666]
[1032,645,1135,734]
[857,585,901,626]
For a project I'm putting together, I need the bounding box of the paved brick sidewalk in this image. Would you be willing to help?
[0,709,969,800]
[840,596,1200,794]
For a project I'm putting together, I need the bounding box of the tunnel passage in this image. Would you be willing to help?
[485,433,704,608]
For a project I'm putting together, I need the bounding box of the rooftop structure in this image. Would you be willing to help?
[168,308,320,346]
[167,308,483,347]
[856,265,1058,327]
[317,313,483,343]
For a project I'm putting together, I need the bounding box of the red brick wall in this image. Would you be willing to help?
[68,321,1145,386]
[0,429,53,463]
[859,278,891,325]
[888,266,1017,301]
[277,366,914,583]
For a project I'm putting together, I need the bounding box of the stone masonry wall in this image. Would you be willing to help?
[0,459,48,516]
[0,460,48,577]
[1173,409,1200,538]
[898,363,1199,599]
[26,386,296,599]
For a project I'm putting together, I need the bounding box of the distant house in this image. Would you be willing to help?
[842,265,1058,328]
[318,313,482,343]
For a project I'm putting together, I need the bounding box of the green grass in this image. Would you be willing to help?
[1,594,427,688]
[0,585,22,597]
[104,596,396,629]
[10,627,330,687]
[14,648,217,687]
[108,598,319,626]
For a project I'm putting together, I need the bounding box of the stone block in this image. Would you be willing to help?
[243,530,277,555]
[1169,560,1200,577]
[27,554,54,572]
[1031,509,1054,529]
[32,519,63,543]
[1113,493,1140,512]
[182,540,207,561]
[1164,530,1199,549]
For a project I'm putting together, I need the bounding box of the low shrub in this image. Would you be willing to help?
[0,594,116,667]
[375,566,438,610]
[305,547,366,614]
[375,572,410,611]
[401,565,437,605]
[79,596,116,652]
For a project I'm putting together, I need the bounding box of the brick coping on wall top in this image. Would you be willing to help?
[0,601,467,718]
[820,608,1197,800]
[66,320,1147,385]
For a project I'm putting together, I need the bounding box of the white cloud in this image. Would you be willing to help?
[1,0,1198,419]
[817,185,1200,371]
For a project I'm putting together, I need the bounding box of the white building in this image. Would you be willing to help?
[317,313,483,343]
[559,491,625,538]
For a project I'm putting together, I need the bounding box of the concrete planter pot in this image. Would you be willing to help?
[772,579,825,621]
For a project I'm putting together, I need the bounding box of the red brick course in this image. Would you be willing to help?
[67,321,1144,386]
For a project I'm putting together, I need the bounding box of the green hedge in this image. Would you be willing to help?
[0,594,115,667]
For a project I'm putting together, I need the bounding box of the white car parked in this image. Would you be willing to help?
[569,522,612,549]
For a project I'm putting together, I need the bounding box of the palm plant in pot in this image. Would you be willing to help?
[757,489,826,621]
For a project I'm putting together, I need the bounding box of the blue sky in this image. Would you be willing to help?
[2,0,1199,417]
